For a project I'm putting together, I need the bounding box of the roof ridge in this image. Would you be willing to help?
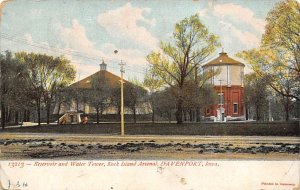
[69,70,130,88]
[203,52,244,67]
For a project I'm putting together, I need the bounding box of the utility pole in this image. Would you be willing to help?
[119,60,125,136]
[219,79,223,121]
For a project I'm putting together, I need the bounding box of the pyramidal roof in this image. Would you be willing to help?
[69,70,127,89]
[203,52,245,67]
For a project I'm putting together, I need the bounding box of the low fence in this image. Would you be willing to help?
[2,121,299,136]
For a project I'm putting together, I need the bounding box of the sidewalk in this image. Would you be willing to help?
[4,122,48,128]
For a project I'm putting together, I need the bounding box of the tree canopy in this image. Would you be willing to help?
[263,0,300,78]
[237,0,300,102]
[147,14,220,123]
[0,51,32,129]
[15,52,76,125]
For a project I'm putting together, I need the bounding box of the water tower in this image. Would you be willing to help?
[202,51,245,121]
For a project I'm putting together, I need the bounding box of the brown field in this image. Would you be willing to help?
[0,133,299,160]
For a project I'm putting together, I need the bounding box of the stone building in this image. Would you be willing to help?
[54,60,150,115]
[202,51,245,121]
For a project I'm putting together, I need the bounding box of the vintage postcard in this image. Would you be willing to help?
[0,0,299,189]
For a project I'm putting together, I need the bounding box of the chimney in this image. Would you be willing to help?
[100,59,107,71]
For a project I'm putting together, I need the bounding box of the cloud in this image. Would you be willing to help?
[59,19,105,59]
[213,3,265,33]
[58,19,147,80]
[58,19,107,79]
[24,33,33,45]
[198,9,208,17]
[198,3,264,50]
[218,20,260,48]
[101,43,147,66]
[21,33,60,56]
[97,2,158,50]
[68,56,99,81]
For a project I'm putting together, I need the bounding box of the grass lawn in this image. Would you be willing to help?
[1,122,299,136]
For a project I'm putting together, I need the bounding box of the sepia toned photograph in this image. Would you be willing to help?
[0,0,299,189]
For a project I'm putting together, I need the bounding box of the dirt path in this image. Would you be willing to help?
[0,133,299,160]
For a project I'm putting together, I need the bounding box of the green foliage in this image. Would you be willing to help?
[125,82,147,109]
[15,52,76,124]
[143,69,164,93]
[120,78,147,122]
[153,88,176,121]
[0,51,28,106]
[15,52,76,94]
[244,73,270,121]
[182,81,216,110]
[147,14,220,87]
[146,14,220,123]
[237,0,300,121]
[263,0,300,101]
[0,51,36,128]
[109,78,147,122]
[263,0,300,78]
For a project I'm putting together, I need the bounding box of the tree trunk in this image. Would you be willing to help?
[168,112,172,123]
[196,107,201,122]
[76,98,79,112]
[20,110,24,126]
[189,110,193,122]
[96,108,99,124]
[26,110,30,122]
[6,107,11,123]
[46,102,51,124]
[23,110,27,122]
[7,108,13,122]
[14,110,19,125]
[57,103,61,125]
[37,99,41,126]
[245,103,249,120]
[284,97,290,121]
[118,106,121,115]
[133,107,136,123]
[285,108,289,121]
[176,98,183,124]
[183,110,187,121]
[151,109,155,123]
[255,104,261,121]
[0,67,4,129]
[151,101,155,123]
[1,102,5,130]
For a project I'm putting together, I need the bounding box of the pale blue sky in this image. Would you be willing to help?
[0,0,282,81]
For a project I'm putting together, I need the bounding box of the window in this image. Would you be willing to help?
[218,93,224,105]
[233,103,238,114]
